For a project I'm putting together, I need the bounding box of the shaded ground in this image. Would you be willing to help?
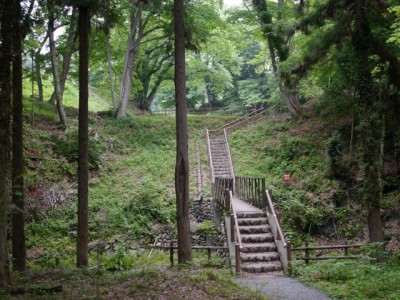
[236,274,330,300]
[1,267,266,300]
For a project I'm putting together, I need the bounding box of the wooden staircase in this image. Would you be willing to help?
[209,139,234,178]
[206,107,289,275]
[237,211,282,273]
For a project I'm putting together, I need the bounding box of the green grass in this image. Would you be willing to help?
[293,259,400,300]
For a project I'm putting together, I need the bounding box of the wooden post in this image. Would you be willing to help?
[230,214,235,243]
[170,241,174,267]
[207,248,211,261]
[225,189,230,212]
[287,242,292,275]
[344,240,348,257]
[305,240,309,265]
[235,243,241,274]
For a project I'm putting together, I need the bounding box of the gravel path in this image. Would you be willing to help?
[236,274,330,300]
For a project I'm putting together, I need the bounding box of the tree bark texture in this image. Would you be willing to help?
[77,5,90,268]
[0,0,12,286]
[174,0,192,264]
[251,0,301,116]
[35,53,44,102]
[117,1,143,118]
[354,0,384,243]
[106,32,116,112]
[48,0,68,125]
[12,0,26,272]
[49,10,78,105]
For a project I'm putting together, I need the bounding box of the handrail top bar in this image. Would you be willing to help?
[235,175,266,180]
[208,107,266,133]
[224,109,267,133]
[293,244,365,251]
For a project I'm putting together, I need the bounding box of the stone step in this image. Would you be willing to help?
[241,262,282,273]
[238,217,268,226]
[240,242,277,253]
[237,211,266,219]
[239,225,270,234]
[241,233,274,243]
[240,252,280,263]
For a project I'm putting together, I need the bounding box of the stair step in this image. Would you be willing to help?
[237,211,266,219]
[239,225,270,234]
[241,242,277,253]
[241,233,274,243]
[241,252,280,262]
[238,218,268,226]
[241,262,282,273]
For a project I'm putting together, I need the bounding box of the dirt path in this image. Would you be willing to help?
[236,274,330,300]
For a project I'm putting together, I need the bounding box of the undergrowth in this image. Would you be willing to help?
[293,257,400,300]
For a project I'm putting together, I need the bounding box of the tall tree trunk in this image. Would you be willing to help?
[174,0,192,264]
[48,0,68,125]
[106,32,116,113]
[0,0,12,286]
[11,0,26,272]
[354,0,384,243]
[49,10,77,105]
[77,5,90,268]
[252,0,301,116]
[117,2,143,118]
[35,53,44,102]
[205,82,214,107]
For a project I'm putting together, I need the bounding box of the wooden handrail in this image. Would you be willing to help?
[205,128,215,183]
[292,244,364,251]
[229,190,243,250]
[224,108,267,136]
[266,189,286,245]
[209,107,266,136]
[224,129,235,180]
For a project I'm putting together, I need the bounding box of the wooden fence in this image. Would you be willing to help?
[234,176,266,210]
[144,243,228,267]
[292,243,365,264]
[213,177,233,212]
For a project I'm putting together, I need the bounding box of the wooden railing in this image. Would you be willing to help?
[152,106,253,116]
[292,243,364,264]
[224,129,235,180]
[213,177,233,212]
[208,107,267,139]
[205,128,215,183]
[225,108,268,136]
[234,176,266,210]
[265,189,291,271]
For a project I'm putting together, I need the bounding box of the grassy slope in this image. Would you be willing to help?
[9,81,261,298]
[228,109,400,300]
[14,77,400,299]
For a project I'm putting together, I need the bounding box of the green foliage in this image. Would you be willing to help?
[102,246,136,271]
[51,130,105,170]
[325,132,343,177]
[294,259,400,300]
[198,220,218,235]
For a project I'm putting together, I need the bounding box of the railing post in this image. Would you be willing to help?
[344,240,348,257]
[230,214,235,242]
[207,248,211,261]
[170,241,174,267]
[305,240,309,265]
[287,242,292,275]
[235,243,241,274]
[225,189,230,213]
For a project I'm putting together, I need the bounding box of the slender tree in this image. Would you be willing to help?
[47,0,68,125]
[174,0,192,264]
[77,4,90,268]
[11,0,26,272]
[0,0,13,286]
[250,0,301,116]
